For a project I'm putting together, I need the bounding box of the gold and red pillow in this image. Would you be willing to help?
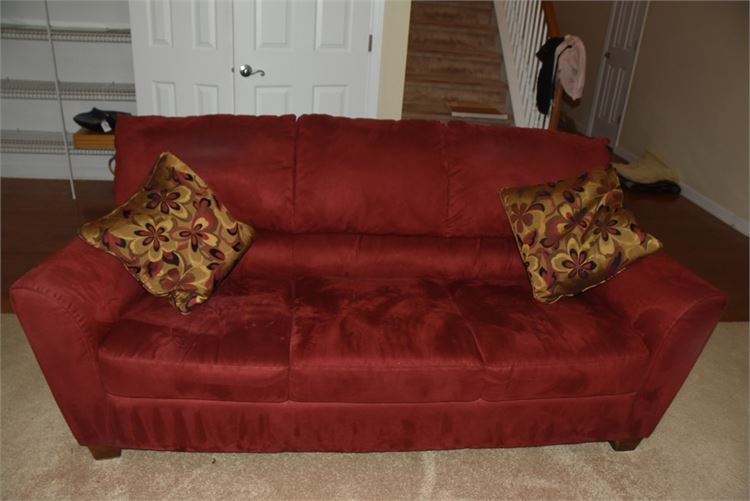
[79,152,255,314]
[499,165,661,303]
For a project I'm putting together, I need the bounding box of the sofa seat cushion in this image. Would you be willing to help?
[98,276,293,402]
[290,277,484,403]
[449,280,651,401]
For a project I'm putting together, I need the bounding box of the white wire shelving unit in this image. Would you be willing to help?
[1,130,114,156]
[0,24,131,43]
[0,1,133,198]
[1,79,135,101]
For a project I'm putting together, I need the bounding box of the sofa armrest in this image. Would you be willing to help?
[10,238,143,445]
[587,251,727,436]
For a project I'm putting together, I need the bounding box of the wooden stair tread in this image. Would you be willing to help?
[405,57,504,83]
[405,47,503,62]
[410,20,497,33]
[409,21,498,35]
[447,101,503,114]
[406,50,503,63]
[402,0,511,126]
[403,102,451,114]
[409,1,497,33]
[411,1,494,14]
[404,101,508,115]
[402,111,512,126]
[404,80,507,95]
[408,31,501,55]
[405,73,505,90]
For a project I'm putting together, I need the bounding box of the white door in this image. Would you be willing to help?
[232,0,375,117]
[588,1,649,143]
[129,0,234,116]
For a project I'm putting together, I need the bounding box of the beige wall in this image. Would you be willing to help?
[555,1,613,132]
[619,1,749,222]
[377,0,411,119]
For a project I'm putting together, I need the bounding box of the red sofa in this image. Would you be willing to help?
[11,114,726,459]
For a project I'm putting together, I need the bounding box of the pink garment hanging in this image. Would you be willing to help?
[555,35,586,100]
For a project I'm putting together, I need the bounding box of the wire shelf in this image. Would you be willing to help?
[0,24,131,43]
[1,79,136,101]
[1,129,114,156]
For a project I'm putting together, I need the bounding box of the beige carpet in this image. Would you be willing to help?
[1,314,747,501]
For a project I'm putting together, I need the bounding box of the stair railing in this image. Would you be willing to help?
[494,0,562,130]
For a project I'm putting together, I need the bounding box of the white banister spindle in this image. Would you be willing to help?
[518,2,534,103]
[520,3,536,102]
[495,0,552,128]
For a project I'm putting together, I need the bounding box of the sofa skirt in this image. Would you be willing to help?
[102,393,639,453]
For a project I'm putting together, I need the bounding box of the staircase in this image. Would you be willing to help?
[401,1,510,124]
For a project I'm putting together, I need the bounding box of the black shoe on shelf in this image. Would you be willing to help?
[73,108,130,133]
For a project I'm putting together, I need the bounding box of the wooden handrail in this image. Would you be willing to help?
[541,1,563,131]
[541,1,560,37]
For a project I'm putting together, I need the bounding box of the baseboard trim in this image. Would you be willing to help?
[612,145,639,163]
[679,183,750,237]
[612,146,749,237]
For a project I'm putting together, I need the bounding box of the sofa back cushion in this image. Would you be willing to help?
[446,122,610,237]
[236,232,528,282]
[114,114,297,232]
[294,115,449,236]
[114,115,610,242]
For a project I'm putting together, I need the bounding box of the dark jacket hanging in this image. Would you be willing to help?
[536,36,564,115]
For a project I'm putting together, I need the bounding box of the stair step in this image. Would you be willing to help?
[404,80,508,94]
[403,102,453,115]
[403,101,508,116]
[406,50,503,67]
[411,1,494,17]
[404,73,504,91]
[410,16,497,34]
[448,101,504,114]
[405,47,501,63]
[403,0,509,125]
[402,111,512,126]
[408,26,500,55]
[403,82,506,110]
[405,54,504,83]
[410,19,497,34]
[409,1,497,33]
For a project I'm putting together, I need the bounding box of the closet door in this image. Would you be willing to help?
[129,0,234,115]
[233,0,375,117]
[588,1,649,143]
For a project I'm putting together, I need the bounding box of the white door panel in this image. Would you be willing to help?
[233,0,372,117]
[129,0,234,116]
[589,1,648,143]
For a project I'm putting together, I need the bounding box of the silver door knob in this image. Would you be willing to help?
[239,64,265,77]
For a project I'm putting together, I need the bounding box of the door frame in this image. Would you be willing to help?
[586,1,649,145]
[365,0,385,117]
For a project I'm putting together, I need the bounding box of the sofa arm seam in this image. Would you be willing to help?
[11,284,106,369]
[635,293,725,391]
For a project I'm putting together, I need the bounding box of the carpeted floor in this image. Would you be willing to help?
[1,314,747,501]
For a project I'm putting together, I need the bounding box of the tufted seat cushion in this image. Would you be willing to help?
[98,275,651,405]
[98,276,293,403]
[450,280,651,401]
[289,277,485,403]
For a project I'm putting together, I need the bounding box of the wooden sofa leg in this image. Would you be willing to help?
[609,438,643,452]
[87,445,122,460]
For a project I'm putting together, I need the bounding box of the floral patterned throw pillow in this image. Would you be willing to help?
[499,165,661,303]
[79,152,255,314]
